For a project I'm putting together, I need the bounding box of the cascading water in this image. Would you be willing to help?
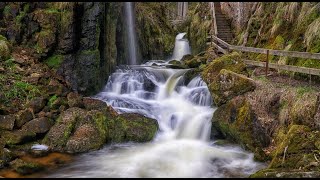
[44,34,265,178]
[125,2,138,65]
[171,33,191,60]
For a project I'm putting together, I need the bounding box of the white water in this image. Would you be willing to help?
[44,33,264,178]
[45,62,264,178]
[125,2,138,65]
[171,33,191,60]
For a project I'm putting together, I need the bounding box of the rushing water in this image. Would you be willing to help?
[44,33,265,178]
[125,2,138,65]
[171,32,191,60]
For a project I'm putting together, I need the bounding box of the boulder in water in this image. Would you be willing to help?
[106,113,159,143]
[10,158,44,175]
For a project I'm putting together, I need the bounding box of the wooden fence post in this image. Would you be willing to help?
[266,50,269,77]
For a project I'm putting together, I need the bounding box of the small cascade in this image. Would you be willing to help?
[45,34,265,178]
[171,32,191,60]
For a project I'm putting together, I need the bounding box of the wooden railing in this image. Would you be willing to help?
[208,35,320,77]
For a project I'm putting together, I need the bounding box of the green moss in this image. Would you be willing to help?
[3,81,40,103]
[44,55,63,69]
[0,35,7,41]
[3,5,11,17]
[0,40,10,61]
[201,52,246,84]
[269,125,319,170]
[48,95,58,108]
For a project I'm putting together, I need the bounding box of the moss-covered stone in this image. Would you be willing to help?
[212,96,271,161]
[201,52,247,85]
[0,40,11,61]
[10,158,44,175]
[44,54,64,69]
[209,69,256,106]
[269,125,320,170]
[106,113,158,143]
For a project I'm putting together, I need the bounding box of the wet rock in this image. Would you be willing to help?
[42,107,86,152]
[1,130,36,146]
[83,97,108,110]
[27,97,46,113]
[209,69,256,106]
[67,92,84,108]
[185,56,207,68]
[0,115,15,130]
[250,169,320,178]
[10,158,44,175]
[15,109,33,128]
[21,117,54,134]
[180,54,194,61]
[0,148,16,165]
[106,113,159,143]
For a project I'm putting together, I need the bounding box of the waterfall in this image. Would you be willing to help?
[125,2,138,65]
[171,33,191,60]
[45,34,265,178]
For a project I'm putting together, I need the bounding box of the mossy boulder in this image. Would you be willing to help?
[212,96,271,161]
[65,110,107,153]
[0,115,15,131]
[184,56,207,68]
[106,113,159,143]
[15,109,33,128]
[201,52,246,85]
[43,106,158,153]
[10,158,44,175]
[180,54,194,61]
[252,125,320,177]
[42,107,86,152]
[269,125,320,170]
[83,97,108,110]
[209,69,256,106]
[0,39,11,61]
[167,60,188,69]
[0,130,36,146]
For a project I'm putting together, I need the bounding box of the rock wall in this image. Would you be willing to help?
[0,2,124,96]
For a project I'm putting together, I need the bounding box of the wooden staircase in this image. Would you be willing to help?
[207,2,233,54]
[214,3,233,44]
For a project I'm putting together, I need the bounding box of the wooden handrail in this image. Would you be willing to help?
[210,2,218,36]
[210,34,320,60]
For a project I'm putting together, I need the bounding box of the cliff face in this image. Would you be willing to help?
[0,2,123,96]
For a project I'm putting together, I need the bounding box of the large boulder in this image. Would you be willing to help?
[42,107,86,152]
[21,117,54,134]
[212,96,271,161]
[106,113,159,143]
[209,69,256,106]
[201,52,246,85]
[64,110,108,153]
